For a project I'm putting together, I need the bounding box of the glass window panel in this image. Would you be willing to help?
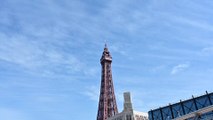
[148,112,153,120]
[153,110,162,120]
[195,96,210,109]
[210,94,213,104]
[162,107,172,120]
[202,111,213,119]
[183,100,196,114]
[172,104,183,118]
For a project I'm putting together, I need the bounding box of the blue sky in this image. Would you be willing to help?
[0,0,213,120]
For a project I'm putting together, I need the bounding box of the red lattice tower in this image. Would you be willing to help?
[97,44,118,120]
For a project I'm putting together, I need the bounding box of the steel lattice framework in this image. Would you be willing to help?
[148,91,213,120]
[97,45,118,120]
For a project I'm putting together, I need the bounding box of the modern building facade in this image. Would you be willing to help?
[97,44,118,120]
[148,91,213,120]
[108,92,148,120]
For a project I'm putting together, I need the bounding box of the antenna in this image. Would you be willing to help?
[104,40,108,48]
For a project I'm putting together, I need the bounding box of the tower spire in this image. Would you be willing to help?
[97,44,118,120]
[104,40,107,48]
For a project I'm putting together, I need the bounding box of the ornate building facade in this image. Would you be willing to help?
[108,92,148,120]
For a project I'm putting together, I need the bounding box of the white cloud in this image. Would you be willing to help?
[151,65,166,72]
[171,15,213,31]
[0,33,84,76]
[83,86,99,102]
[201,47,213,56]
[83,67,99,77]
[0,33,43,68]
[110,43,131,57]
[0,108,31,120]
[171,63,190,75]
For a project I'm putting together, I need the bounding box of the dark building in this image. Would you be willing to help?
[148,91,213,120]
[97,44,118,120]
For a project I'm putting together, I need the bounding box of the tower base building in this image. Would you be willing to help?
[108,92,148,120]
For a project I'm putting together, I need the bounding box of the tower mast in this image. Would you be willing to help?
[97,44,118,120]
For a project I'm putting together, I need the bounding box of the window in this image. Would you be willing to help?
[126,115,132,120]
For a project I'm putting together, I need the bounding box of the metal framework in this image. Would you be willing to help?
[173,105,213,120]
[97,45,118,120]
[148,91,213,120]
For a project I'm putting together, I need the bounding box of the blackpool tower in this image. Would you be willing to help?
[96,44,118,120]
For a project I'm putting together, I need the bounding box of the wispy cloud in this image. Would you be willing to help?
[171,63,190,75]
[0,108,31,120]
[1,0,213,120]
[0,32,90,77]
[83,86,99,102]
[170,15,213,31]
[201,47,213,56]
[110,43,129,56]
[151,65,166,73]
